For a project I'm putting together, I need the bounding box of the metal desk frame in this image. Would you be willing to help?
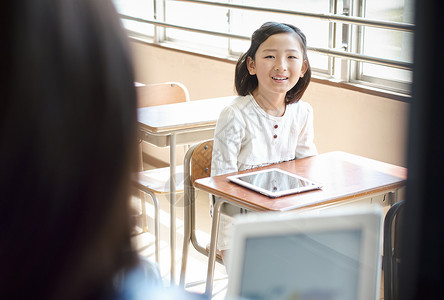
[193,151,407,296]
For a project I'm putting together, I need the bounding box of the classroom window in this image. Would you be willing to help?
[355,0,414,93]
[113,0,414,97]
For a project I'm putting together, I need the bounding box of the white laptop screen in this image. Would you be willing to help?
[239,229,362,300]
[226,206,383,300]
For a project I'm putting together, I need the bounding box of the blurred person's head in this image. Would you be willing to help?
[0,0,139,298]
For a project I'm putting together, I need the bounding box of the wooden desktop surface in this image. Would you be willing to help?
[137,96,236,133]
[195,151,407,212]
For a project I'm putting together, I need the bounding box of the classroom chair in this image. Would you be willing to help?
[136,81,190,108]
[383,200,405,300]
[179,139,225,288]
[132,82,190,264]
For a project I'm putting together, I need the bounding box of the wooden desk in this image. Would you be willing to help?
[137,95,236,283]
[194,151,407,296]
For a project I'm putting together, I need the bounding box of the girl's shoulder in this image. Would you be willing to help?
[220,95,255,115]
[287,99,314,114]
[230,94,255,109]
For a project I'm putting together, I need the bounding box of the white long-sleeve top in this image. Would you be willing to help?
[211,94,317,176]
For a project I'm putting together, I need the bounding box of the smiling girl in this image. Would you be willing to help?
[211,22,318,259]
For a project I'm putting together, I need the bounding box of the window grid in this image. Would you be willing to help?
[116,0,414,96]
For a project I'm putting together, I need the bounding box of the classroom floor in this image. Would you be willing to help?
[131,190,386,300]
[131,189,228,299]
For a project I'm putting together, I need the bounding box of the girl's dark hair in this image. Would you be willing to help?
[235,22,311,104]
[0,0,138,299]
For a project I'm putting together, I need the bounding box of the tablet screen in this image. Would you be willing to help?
[237,169,311,192]
[227,168,322,197]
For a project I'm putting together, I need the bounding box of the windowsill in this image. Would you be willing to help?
[309,77,410,103]
[130,35,411,103]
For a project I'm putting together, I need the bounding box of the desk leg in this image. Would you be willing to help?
[138,141,148,232]
[170,133,177,285]
[205,198,223,297]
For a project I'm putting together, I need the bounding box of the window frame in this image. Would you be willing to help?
[116,0,414,101]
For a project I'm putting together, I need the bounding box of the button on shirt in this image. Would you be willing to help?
[211,94,318,176]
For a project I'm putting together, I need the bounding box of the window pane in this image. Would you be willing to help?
[308,52,330,75]
[166,29,230,55]
[122,20,155,37]
[361,27,413,82]
[365,0,414,23]
[361,63,412,92]
[113,0,155,36]
[165,0,229,51]
[229,0,332,72]
[114,0,414,95]
[360,0,414,85]
[113,0,154,19]
[231,0,330,13]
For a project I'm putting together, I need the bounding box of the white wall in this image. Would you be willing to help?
[131,40,409,167]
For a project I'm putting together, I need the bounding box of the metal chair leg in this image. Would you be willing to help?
[205,198,224,297]
[141,189,160,265]
[383,200,404,300]
[179,185,191,287]
[179,144,196,287]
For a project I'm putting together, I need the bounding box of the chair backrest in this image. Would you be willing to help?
[136,82,189,170]
[190,140,213,184]
[136,82,190,108]
[384,200,405,300]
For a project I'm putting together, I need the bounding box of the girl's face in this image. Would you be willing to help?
[247,33,308,100]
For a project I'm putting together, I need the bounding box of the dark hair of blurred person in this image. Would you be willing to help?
[0,0,140,299]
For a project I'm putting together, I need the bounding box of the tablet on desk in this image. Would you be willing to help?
[227,168,322,198]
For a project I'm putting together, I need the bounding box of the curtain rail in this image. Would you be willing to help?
[174,0,415,32]
[120,14,413,70]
